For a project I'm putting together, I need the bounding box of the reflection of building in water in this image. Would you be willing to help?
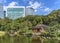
[32,36,45,43]
[32,38,41,43]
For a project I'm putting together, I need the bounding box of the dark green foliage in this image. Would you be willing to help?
[0,9,60,34]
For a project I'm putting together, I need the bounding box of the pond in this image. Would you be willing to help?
[0,34,60,43]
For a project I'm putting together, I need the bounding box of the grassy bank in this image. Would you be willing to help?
[0,31,6,36]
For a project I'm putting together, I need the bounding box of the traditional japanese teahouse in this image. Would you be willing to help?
[29,24,49,33]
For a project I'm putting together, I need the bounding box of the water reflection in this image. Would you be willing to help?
[32,37,41,43]
[0,34,59,43]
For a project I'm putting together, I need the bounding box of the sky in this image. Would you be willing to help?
[1,0,60,15]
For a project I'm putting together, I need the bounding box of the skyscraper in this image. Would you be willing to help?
[4,11,6,17]
[6,6,34,19]
[6,6,25,19]
[25,7,34,16]
[0,3,4,18]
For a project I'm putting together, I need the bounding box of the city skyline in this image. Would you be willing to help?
[0,0,60,15]
[0,3,34,19]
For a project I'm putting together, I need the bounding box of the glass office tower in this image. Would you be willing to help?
[0,3,4,18]
[6,6,25,19]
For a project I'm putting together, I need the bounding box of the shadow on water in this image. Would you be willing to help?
[0,34,60,43]
[31,37,41,43]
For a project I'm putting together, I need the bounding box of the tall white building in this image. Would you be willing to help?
[0,3,4,18]
[25,7,34,16]
[6,6,34,19]
[6,6,25,19]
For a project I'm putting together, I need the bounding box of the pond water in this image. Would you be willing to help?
[0,34,60,43]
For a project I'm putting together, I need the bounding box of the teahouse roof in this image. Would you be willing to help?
[29,24,49,30]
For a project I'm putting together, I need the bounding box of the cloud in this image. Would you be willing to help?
[28,1,52,14]
[44,8,51,12]
[4,2,18,10]
[29,1,42,12]
[8,2,18,6]
[29,1,41,9]
[35,10,37,12]
[43,8,52,15]
[3,6,7,11]
[29,1,33,5]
